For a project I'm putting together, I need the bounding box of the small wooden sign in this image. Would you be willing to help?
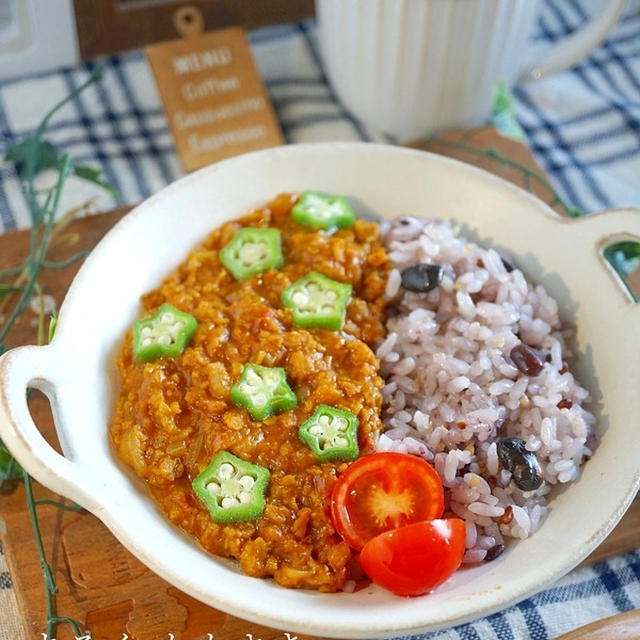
[146,27,284,171]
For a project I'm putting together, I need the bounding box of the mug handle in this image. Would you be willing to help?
[519,0,625,81]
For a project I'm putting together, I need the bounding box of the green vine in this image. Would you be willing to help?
[0,68,116,639]
[426,132,584,219]
[23,472,85,639]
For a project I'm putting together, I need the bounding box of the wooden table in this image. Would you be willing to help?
[0,128,638,640]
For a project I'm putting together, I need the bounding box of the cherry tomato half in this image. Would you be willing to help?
[359,519,466,596]
[330,452,444,550]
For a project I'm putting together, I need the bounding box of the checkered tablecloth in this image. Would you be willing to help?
[0,0,639,228]
[0,1,639,639]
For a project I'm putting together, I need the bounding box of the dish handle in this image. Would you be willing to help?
[567,207,640,308]
[0,344,100,510]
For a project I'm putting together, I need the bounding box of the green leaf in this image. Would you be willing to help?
[491,78,526,142]
[569,207,585,218]
[4,138,61,178]
[604,241,640,277]
[0,438,22,487]
[71,164,101,181]
[603,241,640,303]
[72,164,119,199]
[4,141,118,199]
[48,311,58,343]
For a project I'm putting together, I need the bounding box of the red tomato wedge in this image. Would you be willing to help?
[359,519,466,596]
[330,452,444,550]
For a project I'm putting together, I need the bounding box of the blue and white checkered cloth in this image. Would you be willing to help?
[0,0,638,230]
[406,550,640,640]
[0,1,638,639]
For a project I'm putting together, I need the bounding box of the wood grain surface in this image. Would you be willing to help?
[0,128,638,640]
[555,607,640,640]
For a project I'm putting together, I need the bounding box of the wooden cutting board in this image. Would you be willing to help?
[0,128,638,640]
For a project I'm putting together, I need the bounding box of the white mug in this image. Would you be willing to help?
[315,0,625,139]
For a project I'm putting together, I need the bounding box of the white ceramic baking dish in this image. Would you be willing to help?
[0,143,638,638]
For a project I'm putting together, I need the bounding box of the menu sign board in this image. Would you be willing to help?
[146,27,284,171]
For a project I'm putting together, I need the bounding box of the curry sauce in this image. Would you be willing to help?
[109,193,389,591]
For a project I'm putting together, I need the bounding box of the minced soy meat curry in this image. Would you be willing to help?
[109,192,389,591]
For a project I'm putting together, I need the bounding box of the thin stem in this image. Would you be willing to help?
[0,269,26,314]
[0,263,27,278]
[37,156,72,266]
[38,69,103,134]
[34,282,45,347]
[0,190,56,316]
[0,200,90,314]
[50,199,96,246]
[24,153,56,229]
[35,188,55,230]
[0,155,71,345]
[26,477,86,638]
[22,68,101,227]
[459,124,493,142]
[23,471,57,594]
[51,615,85,636]
[0,455,20,484]
[35,498,83,512]
[0,284,22,295]
[42,249,92,269]
[428,136,575,217]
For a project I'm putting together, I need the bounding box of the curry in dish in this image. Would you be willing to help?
[110,192,389,592]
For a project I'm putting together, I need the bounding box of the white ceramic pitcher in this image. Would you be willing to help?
[315,0,625,139]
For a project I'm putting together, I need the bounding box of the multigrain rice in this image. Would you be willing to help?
[376,217,596,562]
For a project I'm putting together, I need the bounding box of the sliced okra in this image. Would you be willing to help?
[220,227,283,281]
[133,302,197,362]
[192,451,270,523]
[281,271,351,331]
[298,404,359,461]
[291,190,356,231]
[230,363,297,420]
